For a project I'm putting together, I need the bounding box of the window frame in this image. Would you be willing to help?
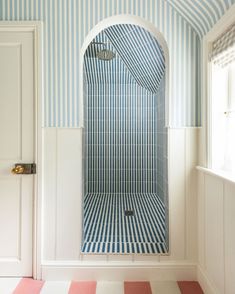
[201,6,235,171]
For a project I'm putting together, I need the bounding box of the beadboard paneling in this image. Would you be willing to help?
[198,170,235,294]
[42,128,83,260]
[43,128,198,272]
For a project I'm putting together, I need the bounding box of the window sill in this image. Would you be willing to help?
[196,166,235,185]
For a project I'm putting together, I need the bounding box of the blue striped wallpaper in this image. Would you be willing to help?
[168,0,235,38]
[0,0,234,127]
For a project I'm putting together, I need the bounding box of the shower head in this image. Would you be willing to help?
[86,41,115,60]
[96,49,116,61]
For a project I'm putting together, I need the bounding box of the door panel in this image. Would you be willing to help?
[0,31,34,276]
[0,44,22,160]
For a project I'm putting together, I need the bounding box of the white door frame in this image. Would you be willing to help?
[0,21,43,279]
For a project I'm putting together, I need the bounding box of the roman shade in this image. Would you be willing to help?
[210,22,235,67]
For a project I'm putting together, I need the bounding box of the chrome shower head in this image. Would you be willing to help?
[96,49,116,61]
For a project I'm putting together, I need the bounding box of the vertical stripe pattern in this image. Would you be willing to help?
[84,75,160,193]
[167,0,235,38]
[104,24,165,93]
[83,28,168,252]
[82,193,166,254]
[2,0,233,126]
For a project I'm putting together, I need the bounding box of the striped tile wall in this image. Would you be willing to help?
[84,25,165,93]
[84,27,168,195]
[156,75,169,249]
[84,31,136,85]
[156,76,168,203]
[84,82,158,193]
[104,24,165,93]
[1,0,229,127]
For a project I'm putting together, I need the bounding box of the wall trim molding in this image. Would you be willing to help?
[40,262,218,293]
[197,265,218,294]
[41,261,197,281]
[197,166,235,186]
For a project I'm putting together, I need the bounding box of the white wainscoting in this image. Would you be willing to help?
[42,128,198,280]
[197,168,235,294]
[42,128,83,260]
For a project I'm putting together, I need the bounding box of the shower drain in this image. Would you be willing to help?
[124,210,134,216]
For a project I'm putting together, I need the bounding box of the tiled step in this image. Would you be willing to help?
[82,241,167,254]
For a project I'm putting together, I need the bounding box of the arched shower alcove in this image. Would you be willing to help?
[80,16,169,255]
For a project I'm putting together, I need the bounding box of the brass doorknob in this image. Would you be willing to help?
[11,165,25,174]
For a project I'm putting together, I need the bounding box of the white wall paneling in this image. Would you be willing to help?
[204,175,224,293]
[197,6,235,293]
[42,128,83,261]
[197,168,235,294]
[224,183,235,294]
[42,128,198,280]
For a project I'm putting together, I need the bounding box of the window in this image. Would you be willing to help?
[210,23,235,174]
[211,62,235,173]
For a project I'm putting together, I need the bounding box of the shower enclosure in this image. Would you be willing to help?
[82,24,168,254]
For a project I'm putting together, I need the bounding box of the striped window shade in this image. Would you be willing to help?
[210,23,235,68]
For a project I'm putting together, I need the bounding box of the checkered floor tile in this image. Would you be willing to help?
[0,279,204,294]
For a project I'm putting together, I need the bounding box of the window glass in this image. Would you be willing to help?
[211,61,235,174]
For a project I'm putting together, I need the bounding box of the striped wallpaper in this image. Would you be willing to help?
[168,0,235,38]
[0,0,234,127]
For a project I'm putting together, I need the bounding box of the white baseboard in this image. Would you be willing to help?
[41,261,197,281]
[197,266,218,294]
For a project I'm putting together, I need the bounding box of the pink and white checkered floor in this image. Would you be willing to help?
[0,278,204,294]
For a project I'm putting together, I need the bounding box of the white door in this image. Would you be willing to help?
[0,30,35,276]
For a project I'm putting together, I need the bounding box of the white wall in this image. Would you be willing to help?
[197,169,235,294]
[42,128,198,280]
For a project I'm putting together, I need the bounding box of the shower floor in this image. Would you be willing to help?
[82,193,167,254]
